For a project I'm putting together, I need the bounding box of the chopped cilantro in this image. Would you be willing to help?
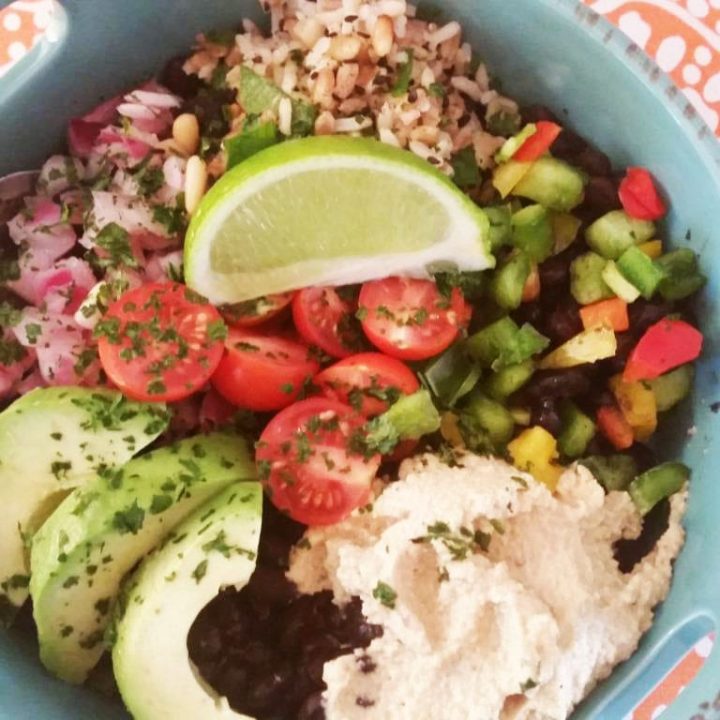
[152,202,186,235]
[51,460,72,481]
[391,49,414,97]
[428,82,446,98]
[451,146,481,189]
[0,337,27,366]
[149,494,173,514]
[192,559,208,583]
[0,302,21,328]
[112,501,145,535]
[94,223,137,269]
[131,159,165,197]
[372,581,397,609]
[207,319,228,342]
[23,322,42,345]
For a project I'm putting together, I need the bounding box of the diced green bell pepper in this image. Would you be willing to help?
[628,462,689,515]
[483,360,535,400]
[490,251,531,310]
[585,210,655,260]
[655,249,707,301]
[557,401,596,458]
[570,252,615,305]
[485,205,513,251]
[647,364,694,412]
[420,343,481,408]
[579,454,638,492]
[511,204,554,263]
[511,157,586,212]
[459,391,516,449]
[617,245,666,300]
[467,317,549,370]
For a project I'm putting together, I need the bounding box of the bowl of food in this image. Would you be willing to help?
[1,0,719,718]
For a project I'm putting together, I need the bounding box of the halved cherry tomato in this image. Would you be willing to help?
[618,167,667,221]
[314,352,420,417]
[256,397,380,525]
[292,286,364,359]
[358,277,468,361]
[514,121,562,162]
[96,282,225,402]
[211,330,320,411]
[220,292,295,328]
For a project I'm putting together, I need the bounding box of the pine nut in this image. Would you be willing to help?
[372,16,394,58]
[172,113,200,156]
[334,63,360,99]
[184,156,208,216]
[329,34,363,61]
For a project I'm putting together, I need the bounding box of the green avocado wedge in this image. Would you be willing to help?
[29,432,255,684]
[112,481,262,720]
[0,388,169,620]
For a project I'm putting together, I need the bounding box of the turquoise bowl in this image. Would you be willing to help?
[1,0,719,718]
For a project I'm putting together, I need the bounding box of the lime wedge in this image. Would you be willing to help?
[185,137,493,304]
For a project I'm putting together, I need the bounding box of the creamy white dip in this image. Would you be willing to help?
[287,452,686,720]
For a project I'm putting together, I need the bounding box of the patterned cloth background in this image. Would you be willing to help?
[0,0,718,718]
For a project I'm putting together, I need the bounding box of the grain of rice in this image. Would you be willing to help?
[450,76,484,103]
[278,97,293,136]
[378,127,400,146]
[429,21,461,46]
[334,115,373,132]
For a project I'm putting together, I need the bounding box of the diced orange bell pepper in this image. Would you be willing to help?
[609,375,657,441]
[596,405,634,450]
[522,264,541,303]
[637,240,663,259]
[579,298,629,333]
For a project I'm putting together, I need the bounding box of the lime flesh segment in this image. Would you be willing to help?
[185,137,493,304]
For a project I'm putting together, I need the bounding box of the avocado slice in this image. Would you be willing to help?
[0,387,169,620]
[112,481,261,720]
[30,432,255,684]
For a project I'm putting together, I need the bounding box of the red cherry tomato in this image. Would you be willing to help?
[221,292,295,328]
[292,287,363,359]
[314,352,419,417]
[513,121,562,162]
[618,167,667,221]
[358,277,468,361]
[96,282,225,402]
[211,330,320,411]
[256,398,380,525]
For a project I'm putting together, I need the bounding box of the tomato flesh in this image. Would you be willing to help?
[315,352,419,416]
[256,398,380,525]
[211,330,320,411]
[221,292,295,328]
[97,282,225,402]
[292,287,363,359]
[358,277,468,361]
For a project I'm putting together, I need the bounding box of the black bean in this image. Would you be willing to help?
[521,104,560,124]
[627,443,657,473]
[160,55,202,98]
[573,146,612,176]
[628,300,673,337]
[551,128,587,160]
[531,398,562,436]
[520,368,594,402]
[614,499,670,573]
[583,176,621,216]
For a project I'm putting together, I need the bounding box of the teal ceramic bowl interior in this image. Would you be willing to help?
[1,0,719,718]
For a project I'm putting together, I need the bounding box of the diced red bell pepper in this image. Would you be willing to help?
[597,405,634,450]
[579,297,629,333]
[618,167,667,221]
[513,121,562,162]
[623,318,703,382]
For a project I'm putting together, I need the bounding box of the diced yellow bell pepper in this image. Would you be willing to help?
[440,412,465,447]
[538,325,617,370]
[609,375,658,442]
[492,160,534,198]
[507,426,563,490]
[509,406,531,426]
[638,240,663,260]
[551,212,583,254]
